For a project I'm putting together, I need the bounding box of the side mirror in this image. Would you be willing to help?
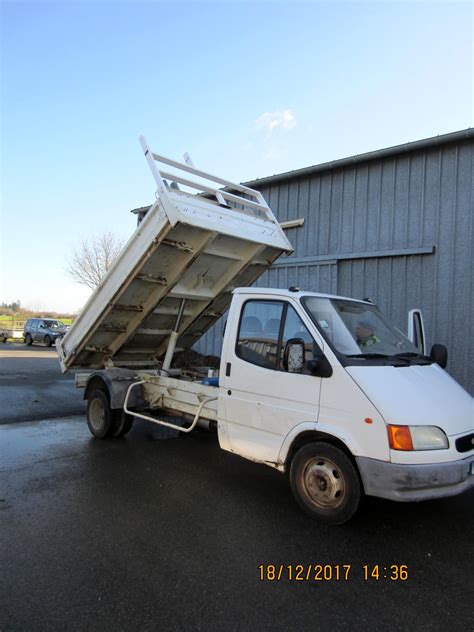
[283,338,305,373]
[283,339,334,378]
[430,343,447,369]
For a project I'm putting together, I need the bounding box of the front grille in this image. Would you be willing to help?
[455,433,474,453]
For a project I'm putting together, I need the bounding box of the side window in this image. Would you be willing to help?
[31,320,38,330]
[236,300,283,370]
[281,306,320,370]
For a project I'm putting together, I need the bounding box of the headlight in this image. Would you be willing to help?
[387,425,449,451]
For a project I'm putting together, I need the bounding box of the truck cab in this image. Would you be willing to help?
[217,288,474,523]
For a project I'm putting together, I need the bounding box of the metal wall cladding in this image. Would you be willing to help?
[194,138,474,395]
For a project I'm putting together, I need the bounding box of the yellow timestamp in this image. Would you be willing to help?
[258,564,409,582]
[362,564,409,581]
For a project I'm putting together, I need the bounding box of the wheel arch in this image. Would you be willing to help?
[284,429,358,472]
[84,373,111,402]
[84,369,145,410]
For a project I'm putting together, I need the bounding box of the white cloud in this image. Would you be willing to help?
[254,109,297,137]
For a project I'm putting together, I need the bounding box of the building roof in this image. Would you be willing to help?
[244,127,474,188]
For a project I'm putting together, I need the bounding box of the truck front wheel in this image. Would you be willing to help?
[290,442,361,525]
[86,389,116,439]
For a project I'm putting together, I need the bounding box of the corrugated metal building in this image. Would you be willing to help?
[194,128,474,394]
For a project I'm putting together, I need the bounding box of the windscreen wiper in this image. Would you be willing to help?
[346,353,410,364]
[394,352,432,364]
[347,353,394,359]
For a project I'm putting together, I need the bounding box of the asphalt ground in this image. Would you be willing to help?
[0,346,473,631]
[0,342,86,423]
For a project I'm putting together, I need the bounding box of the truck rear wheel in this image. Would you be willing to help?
[86,389,116,439]
[112,410,134,437]
[290,442,361,525]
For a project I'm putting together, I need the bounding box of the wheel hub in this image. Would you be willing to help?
[304,458,345,508]
[89,398,105,432]
[316,476,328,491]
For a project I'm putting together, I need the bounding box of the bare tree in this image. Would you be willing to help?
[66,232,125,290]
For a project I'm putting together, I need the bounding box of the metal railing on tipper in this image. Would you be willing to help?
[139,135,277,223]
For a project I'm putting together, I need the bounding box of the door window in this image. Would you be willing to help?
[236,300,322,373]
[236,301,283,369]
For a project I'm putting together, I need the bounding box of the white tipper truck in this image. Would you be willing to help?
[57,136,474,524]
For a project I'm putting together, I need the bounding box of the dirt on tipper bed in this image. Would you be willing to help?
[173,349,220,369]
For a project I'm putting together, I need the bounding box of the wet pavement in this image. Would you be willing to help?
[1,416,473,631]
[0,343,85,423]
[1,343,473,629]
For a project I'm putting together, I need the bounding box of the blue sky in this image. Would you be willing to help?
[1,1,472,312]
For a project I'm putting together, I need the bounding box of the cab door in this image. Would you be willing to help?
[221,297,324,464]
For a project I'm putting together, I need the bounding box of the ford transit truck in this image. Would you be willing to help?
[57,136,474,524]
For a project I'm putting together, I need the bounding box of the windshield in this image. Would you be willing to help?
[44,320,64,328]
[302,296,426,362]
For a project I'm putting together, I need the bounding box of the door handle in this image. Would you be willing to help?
[226,362,231,377]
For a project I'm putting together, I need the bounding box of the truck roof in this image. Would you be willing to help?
[233,287,373,305]
[57,137,293,372]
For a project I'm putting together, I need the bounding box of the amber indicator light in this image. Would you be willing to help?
[387,425,413,450]
[364,418,373,424]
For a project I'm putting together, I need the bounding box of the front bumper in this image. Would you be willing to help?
[356,454,474,502]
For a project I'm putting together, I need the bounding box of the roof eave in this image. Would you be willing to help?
[244,128,474,188]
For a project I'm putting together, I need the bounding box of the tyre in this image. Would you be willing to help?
[112,410,134,437]
[44,335,52,347]
[290,442,361,525]
[25,334,33,346]
[86,389,116,439]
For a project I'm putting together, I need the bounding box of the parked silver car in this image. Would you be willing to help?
[24,319,69,347]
